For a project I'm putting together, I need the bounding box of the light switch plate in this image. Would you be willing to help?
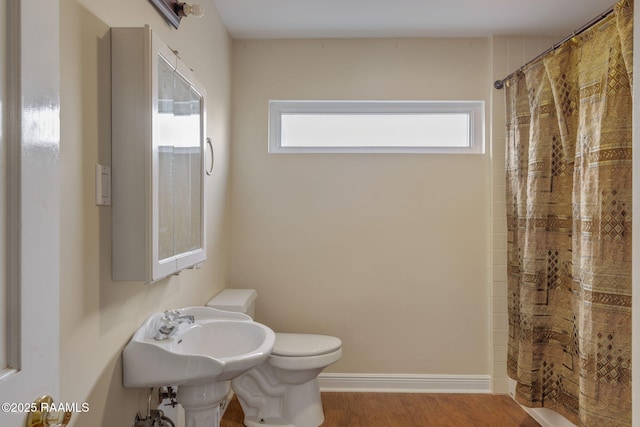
[95,164,111,206]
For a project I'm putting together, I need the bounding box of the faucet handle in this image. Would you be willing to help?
[163,309,183,321]
[155,310,181,340]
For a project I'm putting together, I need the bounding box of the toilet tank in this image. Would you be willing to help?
[207,289,257,318]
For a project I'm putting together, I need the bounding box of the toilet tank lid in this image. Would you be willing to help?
[206,289,257,313]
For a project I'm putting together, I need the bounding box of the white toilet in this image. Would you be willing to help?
[207,289,342,427]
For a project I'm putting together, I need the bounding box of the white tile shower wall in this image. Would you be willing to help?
[490,35,559,393]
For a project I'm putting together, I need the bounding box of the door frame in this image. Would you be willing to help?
[0,0,61,424]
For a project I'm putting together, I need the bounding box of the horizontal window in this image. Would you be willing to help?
[269,100,484,154]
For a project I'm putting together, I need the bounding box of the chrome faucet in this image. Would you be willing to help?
[154,309,195,340]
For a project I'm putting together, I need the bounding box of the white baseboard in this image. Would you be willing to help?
[318,373,492,394]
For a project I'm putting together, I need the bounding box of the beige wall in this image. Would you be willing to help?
[59,1,231,425]
[229,38,492,374]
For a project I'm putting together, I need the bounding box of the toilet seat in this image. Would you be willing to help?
[273,333,342,357]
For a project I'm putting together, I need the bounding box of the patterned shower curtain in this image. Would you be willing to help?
[505,0,633,425]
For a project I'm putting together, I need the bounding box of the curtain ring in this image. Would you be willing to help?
[570,32,578,44]
[206,137,214,176]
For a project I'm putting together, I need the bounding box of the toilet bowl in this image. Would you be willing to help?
[207,289,342,427]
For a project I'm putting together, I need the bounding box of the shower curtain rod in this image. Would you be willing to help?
[493,5,615,89]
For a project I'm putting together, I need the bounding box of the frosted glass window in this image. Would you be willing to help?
[269,101,484,154]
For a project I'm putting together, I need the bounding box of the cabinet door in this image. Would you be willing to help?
[153,41,206,280]
[112,27,206,283]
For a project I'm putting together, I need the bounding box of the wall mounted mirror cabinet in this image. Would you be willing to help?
[111,26,206,283]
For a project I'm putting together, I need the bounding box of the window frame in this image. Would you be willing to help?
[268,100,485,154]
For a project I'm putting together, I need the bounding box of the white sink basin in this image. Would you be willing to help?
[123,307,275,388]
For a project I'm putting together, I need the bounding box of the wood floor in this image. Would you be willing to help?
[220,392,541,427]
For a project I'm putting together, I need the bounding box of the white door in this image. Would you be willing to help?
[0,0,61,425]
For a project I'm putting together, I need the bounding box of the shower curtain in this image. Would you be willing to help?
[505,0,633,425]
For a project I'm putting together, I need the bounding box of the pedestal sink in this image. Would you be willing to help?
[123,307,275,427]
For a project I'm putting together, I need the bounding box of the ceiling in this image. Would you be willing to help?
[212,0,618,40]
